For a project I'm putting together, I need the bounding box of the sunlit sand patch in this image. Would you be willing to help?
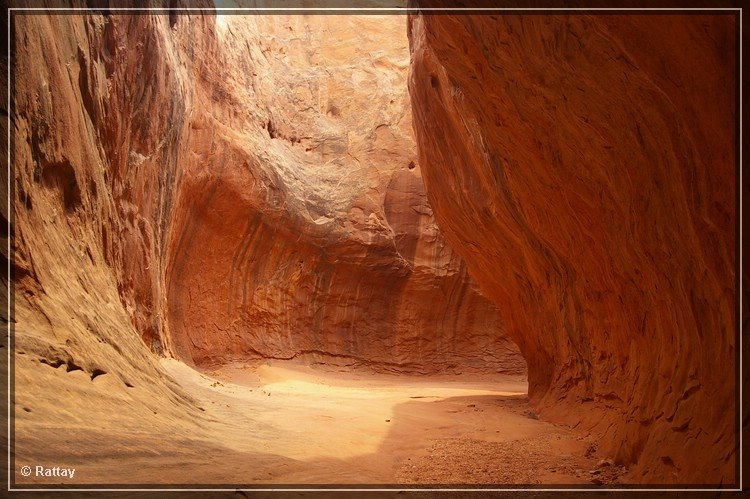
[162,359,537,462]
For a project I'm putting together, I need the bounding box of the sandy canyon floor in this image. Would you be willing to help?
[15,359,628,486]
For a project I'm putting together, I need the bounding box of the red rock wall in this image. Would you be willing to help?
[9,10,212,456]
[160,14,523,373]
[11,7,524,394]
[408,12,736,483]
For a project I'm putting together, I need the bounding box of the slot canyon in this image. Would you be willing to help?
[4,3,737,489]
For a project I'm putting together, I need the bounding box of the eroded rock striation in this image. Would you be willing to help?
[9,8,528,477]
[8,9,213,466]
[10,8,524,449]
[408,12,736,483]
[161,15,523,372]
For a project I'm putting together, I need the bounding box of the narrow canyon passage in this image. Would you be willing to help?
[7,5,737,489]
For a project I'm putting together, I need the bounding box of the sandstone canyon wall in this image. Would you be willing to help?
[10,7,524,457]
[408,12,736,483]
[9,6,528,479]
[8,8,213,466]
[161,14,523,372]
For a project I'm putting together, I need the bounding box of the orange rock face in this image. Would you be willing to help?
[159,15,523,373]
[10,8,524,426]
[408,13,736,483]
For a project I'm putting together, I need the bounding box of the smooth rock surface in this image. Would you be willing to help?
[408,12,736,483]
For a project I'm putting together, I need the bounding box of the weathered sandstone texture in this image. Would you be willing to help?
[161,14,523,372]
[408,13,736,483]
[9,8,526,480]
[8,9,212,466]
[10,8,523,447]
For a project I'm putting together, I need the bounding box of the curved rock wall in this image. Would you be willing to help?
[161,14,522,372]
[408,12,735,483]
[9,9,213,463]
[12,6,524,415]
